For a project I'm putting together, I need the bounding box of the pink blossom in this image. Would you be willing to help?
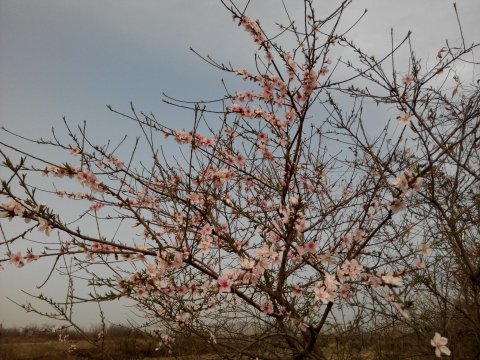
[431,333,451,357]
[174,129,193,144]
[341,259,363,277]
[353,228,365,243]
[302,68,317,98]
[199,224,213,239]
[402,73,414,85]
[24,252,39,263]
[0,199,25,217]
[367,275,382,287]
[136,286,148,297]
[239,257,255,270]
[415,259,426,269]
[390,198,407,214]
[260,300,274,314]
[392,174,409,194]
[418,243,432,256]
[233,67,250,80]
[393,301,411,319]
[255,246,277,261]
[176,313,190,325]
[381,273,403,287]
[296,245,306,256]
[339,284,352,299]
[109,155,124,169]
[89,202,103,211]
[319,251,335,266]
[293,217,306,234]
[411,177,424,191]
[342,234,352,247]
[314,284,335,304]
[37,218,52,236]
[234,91,245,101]
[289,197,299,206]
[239,16,267,48]
[304,241,317,253]
[291,284,303,296]
[217,274,233,293]
[319,66,329,76]
[323,273,340,291]
[77,169,96,184]
[90,241,102,252]
[235,155,246,167]
[397,111,411,125]
[10,252,24,268]
[229,104,243,113]
[257,131,269,144]
[69,147,81,155]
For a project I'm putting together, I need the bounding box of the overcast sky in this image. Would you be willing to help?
[1,0,479,328]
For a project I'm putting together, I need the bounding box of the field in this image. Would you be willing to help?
[0,326,444,360]
[0,327,170,360]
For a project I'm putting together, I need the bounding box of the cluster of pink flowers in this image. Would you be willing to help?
[302,68,318,99]
[260,300,274,314]
[89,241,122,254]
[9,252,25,268]
[238,16,272,61]
[278,204,307,236]
[229,104,243,113]
[0,199,26,218]
[314,273,339,304]
[121,257,191,296]
[217,273,234,293]
[381,273,404,287]
[223,150,246,168]
[284,52,297,80]
[389,169,424,214]
[198,223,214,253]
[393,169,424,194]
[44,163,104,193]
[37,218,52,236]
[45,165,73,178]
[1,200,56,236]
[9,251,39,268]
[389,198,407,215]
[397,111,412,125]
[402,73,414,85]
[173,129,214,148]
[295,240,318,257]
[156,250,186,271]
[232,67,251,80]
[108,155,124,170]
[340,259,363,277]
[69,146,81,155]
[229,70,291,119]
[198,166,234,189]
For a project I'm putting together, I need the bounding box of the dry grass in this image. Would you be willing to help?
[0,326,219,360]
[0,330,153,360]
[0,326,476,360]
[0,331,417,360]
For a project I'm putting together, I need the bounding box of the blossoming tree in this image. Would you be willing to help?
[1,1,477,358]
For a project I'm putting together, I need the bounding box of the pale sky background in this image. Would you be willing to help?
[1,0,479,328]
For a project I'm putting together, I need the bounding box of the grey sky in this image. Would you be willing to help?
[1,0,479,328]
